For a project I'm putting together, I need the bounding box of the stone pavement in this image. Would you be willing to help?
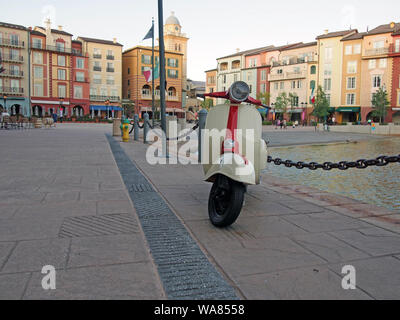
[1,124,400,300]
[0,124,164,299]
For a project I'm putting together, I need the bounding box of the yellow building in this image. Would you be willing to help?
[122,46,183,116]
[316,29,357,116]
[77,36,123,116]
[338,32,365,123]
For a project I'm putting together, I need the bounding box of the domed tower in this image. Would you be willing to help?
[164,11,189,87]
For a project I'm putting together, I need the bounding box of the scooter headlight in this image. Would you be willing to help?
[229,81,250,103]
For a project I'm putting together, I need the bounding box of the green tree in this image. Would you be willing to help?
[371,87,389,124]
[256,92,271,106]
[200,98,213,110]
[311,86,330,123]
[274,92,291,120]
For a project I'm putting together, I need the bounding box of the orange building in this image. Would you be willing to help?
[204,68,217,105]
[122,46,183,117]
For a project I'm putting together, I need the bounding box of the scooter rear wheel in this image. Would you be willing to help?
[208,175,245,228]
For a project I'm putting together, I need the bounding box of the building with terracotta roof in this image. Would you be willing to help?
[0,21,30,116]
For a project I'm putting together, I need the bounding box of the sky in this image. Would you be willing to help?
[1,0,400,81]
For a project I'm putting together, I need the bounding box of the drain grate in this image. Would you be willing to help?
[106,134,238,300]
[59,213,139,238]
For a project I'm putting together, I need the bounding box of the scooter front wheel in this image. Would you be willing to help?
[208,175,245,228]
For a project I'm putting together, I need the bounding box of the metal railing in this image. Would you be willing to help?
[106,67,115,73]
[90,95,120,102]
[46,45,72,54]
[268,71,306,81]
[106,80,115,85]
[0,86,24,94]
[93,54,102,59]
[75,77,89,83]
[0,39,25,48]
[93,66,102,72]
[106,55,115,60]
[0,69,24,77]
[1,54,23,62]
[364,48,389,56]
[72,49,84,56]
[389,44,400,54]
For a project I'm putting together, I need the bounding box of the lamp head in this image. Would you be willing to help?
[228,81,250,103]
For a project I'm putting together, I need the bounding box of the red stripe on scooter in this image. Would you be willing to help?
[226,105,239,152]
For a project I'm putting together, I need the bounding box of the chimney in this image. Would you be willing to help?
[390,22,395,29]
[324,29,329,34]
[236,48,240,53]
[44,18,51,31]
[113,38,117,44]
[58,25,63,31]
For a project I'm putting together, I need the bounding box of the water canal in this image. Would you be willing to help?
[265,137,400,211]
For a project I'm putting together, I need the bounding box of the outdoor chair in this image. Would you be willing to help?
[9,116,18,129]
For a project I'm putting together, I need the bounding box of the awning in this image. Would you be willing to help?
[287,108,304,114]
[392,108,400,111]
[328,107,336,113]
[90,105,122,111]
[257,108,269,115]
[336,107,361,113]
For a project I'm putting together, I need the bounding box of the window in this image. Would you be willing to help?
[274,83,279,90]
[107,62,114,72]
[33,52,43,64]
[310,80,316,90]
[324,78,332,91]
[94,61,101,71]
[398,92,400,105]
[373,40,384,49]
[249,85,252,93]
[168,87,177,97]
[107,50,114,59]
[345,45,352,55]
[10,34,19,46]
[277,69,283,74]
[354,44,361,54]
[110,89,118,97]
[380,58,387,68]
[76,72,84,82]
[32,38,42,49]
[127,68,130,74]
[76,58,84,69]
[34,83,43,96]
[280,82,284,90]
[347,77,356,89]
[346,93,355,105]
[310,65,316,74]
[260,83,266,93]
[396,39,400,53]
[372,75,382,88]
[56,42,65,52]
[326,94,331,105]
[58,84,66,98]
[34,66,43,78]
[347,61,357,74]
[325,47,333,60]
[58,69,66,80]
[324,63,332,76]
[58,55,66,66]
[142,55,151,64]
[106,76,114,85]
[261,70,267,80]
[127,79,130,86]
[291,81,296,89]
[292,96,299,107]
[297,81,302,89]
[167,69,178,78]
[247,72,252,81]
[90,87,97,95]
[93,74,101,84]
[167,58,178,67]
[233,74,238,82]
[369,59,376,69]
[93,48,101,58]
[74,86,83,99]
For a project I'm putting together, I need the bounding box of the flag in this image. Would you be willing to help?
[310,87,316,104]
[143,63,160,82]
[143,25,154,41]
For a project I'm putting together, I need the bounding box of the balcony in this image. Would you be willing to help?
[167,95,179,101]
[90,95,120,102]
[46,45,72,54]
[0,86,24,95]
[93,54,102,59]
[141,94,152,100]
[75,77,89,83]
[106,80,115,85]
[1,54,23,63]
[272,56,316,67]
[93,66,102,72]
[364,47,389,57]
[0,69,24,78]
[0,39,25,48]
[106,55,115,60]
[106,67,115,73]
[268,71,306,81]
[72,49,84,56]
[389,44,400,55]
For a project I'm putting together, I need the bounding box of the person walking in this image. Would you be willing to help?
[59,109,64,123]
[52,111,58,127]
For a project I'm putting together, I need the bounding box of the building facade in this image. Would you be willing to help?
[122,46,183,116]
[0,22,30,116]
[390,30,400,123]
[77,36,123,118]
[205,68,217,105]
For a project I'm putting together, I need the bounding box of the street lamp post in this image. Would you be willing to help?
[59,97,64,122]
[105,99,110,119]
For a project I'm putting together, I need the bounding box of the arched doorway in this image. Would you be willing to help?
[10,104,21,116]
[32,105,43,117]
[168,87,177,99]
[393,111,400,124]
[142,85,151,97]
[73,106,84,117]
[366,112,380,123]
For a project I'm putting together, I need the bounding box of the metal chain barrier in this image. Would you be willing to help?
[146,120,199,141]
[267,154,400,171]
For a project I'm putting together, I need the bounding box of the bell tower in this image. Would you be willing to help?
[164,11,189,87]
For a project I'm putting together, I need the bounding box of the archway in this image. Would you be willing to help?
[366,111,380,123]
[32,105,43,117]
[73,106,84,117]
[142,85,151,97]
[10,104,21,116]
[168,87,177,97]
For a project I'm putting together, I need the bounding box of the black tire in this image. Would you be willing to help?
[208,175,245,228]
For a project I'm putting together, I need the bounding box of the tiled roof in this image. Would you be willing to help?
[341,32,367,41]
[367,22,400,35]
[0,21,27,31]
[316,29,357,39]
[35,26,73,36]
[218,45,274,59]
[30,30,45,36]
[79,36,123,47]
[204,68,217,73]
[281,41,317,50]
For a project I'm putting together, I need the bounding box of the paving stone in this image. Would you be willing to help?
[0,273,31,300]
[23,263,164,300]
[329,256,400,299]
[67,234,148,268]
[80,191,130,202]
[360,215,400,234]
[292,233,369,263]
[235,266,372,300]
[0,204,20,219]
[326,203,397,219]
[96,200,134,215]
[2,238,70,273]
[0,242,15,270]
[329,227,400,256]
[43,191,80,203]
[283,211,371,233]
[278,200,326,214]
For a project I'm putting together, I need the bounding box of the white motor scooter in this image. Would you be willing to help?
[200,81,269,227]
